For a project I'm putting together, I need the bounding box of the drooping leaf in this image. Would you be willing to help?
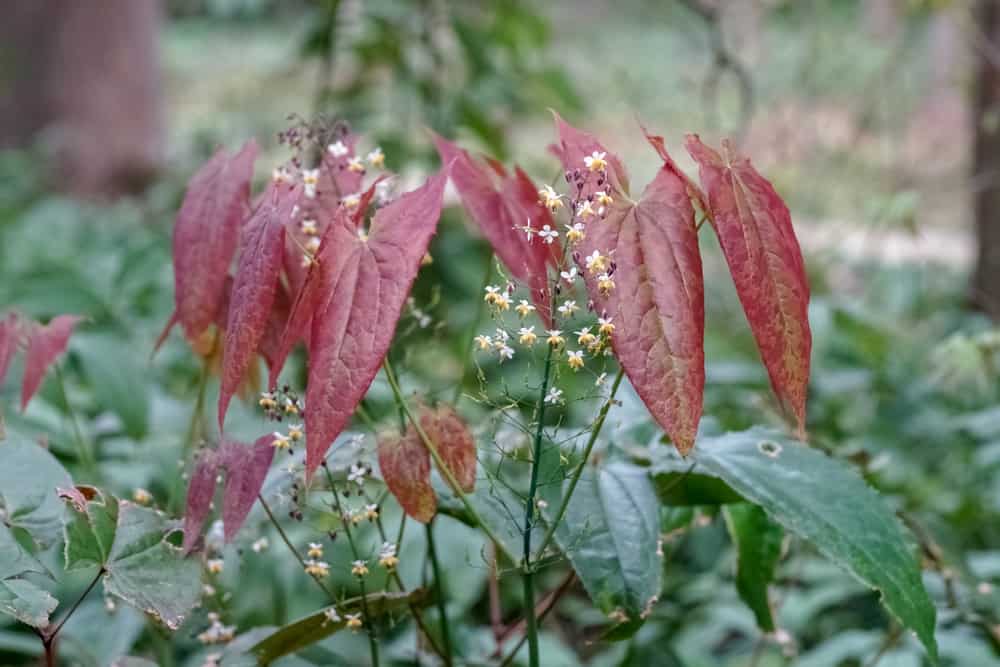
[218,183,299,426]
[723,503,784,632]
[60,486,120,571]
[420,404,477,492]
[433,134,555,326]
[551,118,705,453]
[0,523,56,628]
[182,448,221,554]
[692,428,937,661]
[0,434,73,548]
[220,434,276,541]
[686,136,811,434]
[551,463,662,635]
[20,314,82,411]
[103,502,201,630]
[378,427,436,523]
[305,169,448,476]
[0,312,20,387]
[250,589,431,663]
[171,140,258,342]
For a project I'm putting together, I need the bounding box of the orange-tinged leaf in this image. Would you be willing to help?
[420,405,476,492]
[20,315,82,411]
[172,140,258,342]
[218,182,299,427]
[220,434,276,542]
[304,169,448,476]
[685,135,811,433]
[432,134,555,327]
[377,427,436,523]
[552,118,705,454]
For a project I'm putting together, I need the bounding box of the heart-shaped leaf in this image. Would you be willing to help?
[171,140,258,342]
[305,169,448,476]
[686,136,811,434]
[551,118,705,453]
[218,182,299,426]
[21,314,82,411]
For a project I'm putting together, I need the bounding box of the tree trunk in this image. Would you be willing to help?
[0,0,163,199]
[972,0,1000,317]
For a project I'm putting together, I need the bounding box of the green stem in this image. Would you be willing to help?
[521,345,554,667]
[54,363,96,478]
[329,483,379,667]
[258,494,335,600]
[169,357,212,512]
[453,251,493,404]
[382,359,517,562]
[425,521,454,667]
[533,367,625,561]
[46,566,104,642]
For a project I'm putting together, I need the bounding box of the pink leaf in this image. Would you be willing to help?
[686,135,811,434]
[551,118,705,453]
[21,315,82,411]
[377,427,436,523]
[0,312,21,388]
[432,134,555,326]
[218,183,299,427]
[182,448,221,554]
[305,169,448,477]
[220,434,276,542]
[172,140,258,342]
[550,111,630,198]
[421,404,476,492]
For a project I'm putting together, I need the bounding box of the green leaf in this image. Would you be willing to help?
[0,434,72,548]
[103,502,200,630]
[73,333,150,439]
[652,465,744,506]
[0,523,56,628]
[60,486,119,571]
[723,503,784,632]
[552,463,662,635]
[692,428,938,662]
[250,589,432,664]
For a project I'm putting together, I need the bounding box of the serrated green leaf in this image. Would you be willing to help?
[692,428,938,662]
[103,502,200,630]
[61,486,119,571]
[723,503,784,632]
[0,523,56,628]
[0,435,72,548]
[250,589,431,664]
[551,463,661,636]
[73,333,150,439]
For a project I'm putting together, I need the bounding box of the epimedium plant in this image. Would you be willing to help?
[0,112,939,666]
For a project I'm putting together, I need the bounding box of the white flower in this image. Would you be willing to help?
[328,141,349,157]
[521,219,536,241]
[323,607,342,624]
[348,463,367,486]
[597,272,615,295]
[560,266,578,285]
[518,326,537,346]
[595,191,613,206]
[595,372,608,386]
[484,285,502,305]
[557,300,579,316]
[515,300,536,318]
[251,537,269,553]
[272,166,293,183]
[584,151,607,172]
[366,147,385,168]
[544,387,564,405]
[494,328,511,343]
[598,316,615,336]
[539,224,559,244]
[537,185,564,212]
[566,349,584,370]
[575,327,596,346]
[576,200,596,219]
[342,193,361,208]
[302,168,320,199]
[347,157,365,173]
[474,334,493,351]
[546,329,565,346]
[585,250,607,274]
[307,542,324,558]
[300,218,318,235]
[498,345,515,362]
[565,222,586,244]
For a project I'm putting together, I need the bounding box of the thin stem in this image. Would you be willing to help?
[425,521,454,667]
[520,344,555,667]
[382,359,517,562]
[329,478,379,667]
[258,494,335,600]
[496,571,576,664]
[382,359,407,433]
[47,567,104,641]
[533,367,625,561]
[54,363,95,477]
[453,251,494,404]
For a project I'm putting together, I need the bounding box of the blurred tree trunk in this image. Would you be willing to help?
[972,0,1000,317]
[0,0,163,198]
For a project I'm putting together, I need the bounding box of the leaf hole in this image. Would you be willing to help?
[758,440,782,458]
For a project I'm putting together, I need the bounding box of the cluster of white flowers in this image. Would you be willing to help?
[197,612,236,645]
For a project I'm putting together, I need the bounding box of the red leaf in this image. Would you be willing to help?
[377,427,436,523]
[551,118,705,453]
[172,140,258,342]
[432,134,555,326]
[305,169,448,477]
[685,135,811,434]
[0,312,21,388]
[550,111,630,198]
[420,404,476,492]
[218,183,299,427]
[182,448,221,554]
[21,315,82,411]
[220,434,276,542]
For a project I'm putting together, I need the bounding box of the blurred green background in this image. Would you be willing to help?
[3,1,1000,665]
